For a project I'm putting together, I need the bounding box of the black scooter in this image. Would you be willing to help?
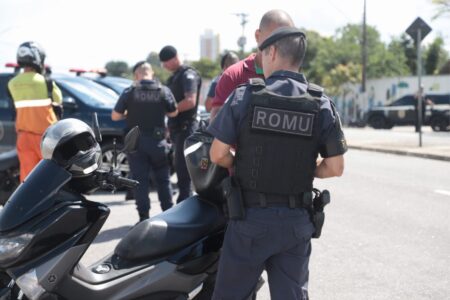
[0,122,255,300]
[0,150,19,206]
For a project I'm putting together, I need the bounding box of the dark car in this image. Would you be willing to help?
[93,76,132,94]
[365,93,450,131]
[69,68,132,95]
[0,71,129,177]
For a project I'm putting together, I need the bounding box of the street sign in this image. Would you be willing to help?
[406,17,432,44]
[405,17,432,148]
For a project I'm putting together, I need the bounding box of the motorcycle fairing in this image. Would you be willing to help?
[0,159,72,232]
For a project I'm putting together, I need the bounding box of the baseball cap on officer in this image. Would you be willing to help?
[132,60,147,73]
[258,27,306,51]
[159,45,177,62]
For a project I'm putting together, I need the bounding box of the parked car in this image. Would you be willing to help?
[365,93,450,131]
[0,67,129,177]
[69,68,132,95]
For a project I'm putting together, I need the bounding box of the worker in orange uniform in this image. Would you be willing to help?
[8,41,62,181]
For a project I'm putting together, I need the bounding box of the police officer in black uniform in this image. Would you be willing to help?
[208,27,347,300]
[112,61,178,222]
[159,45,202,203]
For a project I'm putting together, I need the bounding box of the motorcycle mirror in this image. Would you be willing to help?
[121,126,140,154]
[92,112,102,143]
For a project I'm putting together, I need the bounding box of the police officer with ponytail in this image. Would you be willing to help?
[208,27,347,299]
[112,61,177,222]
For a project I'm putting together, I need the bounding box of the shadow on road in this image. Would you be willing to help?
[93,226,132,244]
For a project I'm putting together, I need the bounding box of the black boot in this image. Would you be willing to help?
[125,189,134,201]
[138,211,149,222]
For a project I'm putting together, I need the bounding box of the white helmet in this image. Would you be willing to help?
[41,119,101,177]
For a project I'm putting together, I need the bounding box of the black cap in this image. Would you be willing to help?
[258,27,306,51]
[132,60,146,73]
[159,45,177,62]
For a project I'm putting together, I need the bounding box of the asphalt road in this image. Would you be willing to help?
[345,125,450,149]
[80,149,450,299]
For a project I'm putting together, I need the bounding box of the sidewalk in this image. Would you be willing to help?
[344,126,450,161]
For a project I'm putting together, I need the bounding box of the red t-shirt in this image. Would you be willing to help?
[211,53,264,108]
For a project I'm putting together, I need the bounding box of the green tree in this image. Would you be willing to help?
[439,60,450,74]
[302,30,333,84]
[145,51,170,83]
[322,62,361,97]
[397,34,418,74]
[424,37,449,74]
[370,39,409,77]
[105,61,130,77]
[332,24,408,79]
[304,24,410,95]
[191,58,221,79]
[146,52,162,67]
[432,0,450,19]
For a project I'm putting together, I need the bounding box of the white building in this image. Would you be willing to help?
[200,30,220,61]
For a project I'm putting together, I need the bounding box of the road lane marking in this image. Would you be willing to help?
[434,190,450,197]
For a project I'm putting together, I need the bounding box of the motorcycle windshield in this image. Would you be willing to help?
[0,159,72,232]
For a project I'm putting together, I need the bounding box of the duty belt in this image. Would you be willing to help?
[243,191,312,209]
[139,127,165,139]
[169,119,197,132]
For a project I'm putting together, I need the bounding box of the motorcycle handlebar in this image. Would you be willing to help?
[111,175,139,189]
[95,170,139,189]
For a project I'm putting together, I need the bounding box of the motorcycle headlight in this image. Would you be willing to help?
[0,233,33,264]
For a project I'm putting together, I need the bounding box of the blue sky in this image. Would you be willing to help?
[0,0,449,73]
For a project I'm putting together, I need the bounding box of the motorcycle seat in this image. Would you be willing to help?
[115,195,225,261]
[0,150,19,171]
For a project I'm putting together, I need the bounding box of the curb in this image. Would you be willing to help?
[348,145,450,162]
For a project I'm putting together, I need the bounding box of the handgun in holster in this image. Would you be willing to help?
[310,189,331,239]
[221,176,245,220]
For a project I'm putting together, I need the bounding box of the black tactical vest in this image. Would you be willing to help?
[126,81,166,134]
[235,79,322,195]
[167,65,201,125]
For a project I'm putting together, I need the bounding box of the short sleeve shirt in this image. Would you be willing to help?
[207,75,221,98]
[167,66,200,103]
[181,68,200,96]
[208,70,347,158]
[114,80,177,114]
[167,66,200,125]
[211,53,264,108]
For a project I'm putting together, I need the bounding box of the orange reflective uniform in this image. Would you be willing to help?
[8,71,62,181]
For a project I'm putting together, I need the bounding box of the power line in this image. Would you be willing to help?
[324,0,353,23]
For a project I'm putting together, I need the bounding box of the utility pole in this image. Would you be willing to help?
[358,0,368,126]
[233,13,249,55]
[417,29,423,147]
[361,0,367,93]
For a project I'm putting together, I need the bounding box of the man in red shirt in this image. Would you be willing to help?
[210,9,295,119]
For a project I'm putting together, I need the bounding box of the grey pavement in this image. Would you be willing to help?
[81,148,450,300]
[345,126,450,161]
